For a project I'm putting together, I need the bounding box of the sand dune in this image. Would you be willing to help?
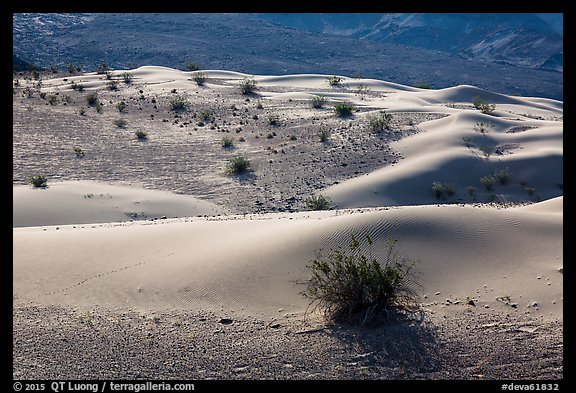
[13,180,228,227]
[13,66,562,379]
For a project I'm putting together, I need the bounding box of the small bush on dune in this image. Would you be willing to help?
[310,95,327,109]
[303,233,420,326]
[116,101,127,112]
[169,93,190,111]
[472,96,496,114]
[192,72,207,86]
[240,77,258,95]
[367,110,393,132]
[493,167,512,185]
[227,155,251,174]
[318,128,331,142]
[480,175,496,191]
[114,118,128,128]
[135,130,148,140]
[221,136,235,148]
[327,75,343,86]
[122,72,134,84]
[334,102,355,117]
[30,175,47,188]
[305,194,333,210]
[86,92,99,107]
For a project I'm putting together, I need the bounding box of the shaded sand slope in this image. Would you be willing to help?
[13,181,228,227]
[325,98,562,208]
[13,197,562,320]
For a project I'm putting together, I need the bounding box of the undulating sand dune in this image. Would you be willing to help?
[13,66,563,379]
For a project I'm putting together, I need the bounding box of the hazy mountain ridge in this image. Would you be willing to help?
[252,13,563,72]
[13,13,562,100]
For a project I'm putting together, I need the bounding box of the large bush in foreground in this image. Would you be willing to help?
[303,233,419,326]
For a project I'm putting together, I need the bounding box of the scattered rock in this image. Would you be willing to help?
[218,318,233,325]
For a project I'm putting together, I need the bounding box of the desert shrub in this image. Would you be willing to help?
[240,77,258,95]
[39,92,47,100]
[355,84,370,99]
[413,82,432,89]
[86,92,99,106]
[221,136,235,148]
[327,75,343,86]
[23,86,34,98]
[169,93,190,111]
[30,175,47,188]
[318,128,331,142]
[79,107,86,116]
[472,96,496,114]
[227,155,251,174]
[334,102,354,117]
[267,114,281,125]
[185,62,201,71]
[199,109,215,122]
[479,143,495,158]
[310,95,327,108]
[480,175,496,191]
[74,147,85,158]
[122,72,134,84]
[106,80,119,90]
[135,130,148,140]
[67,63,80,74]
[493,167,512,185]
[525,187,536,196]
[95,102,103,113]
[462,136,474,147]
[71,81,84,92]
[192,72,207,86]
[114,118,128,128]
[432,181,444,199]
[432,181,455,199]
[305,194,333,210]
[473,121,494,134]
[302,233,419,325]
[96,62,110,74]
[367,110,393,132]
[467,186,476,196]
[116,101,127,112]
[47,95,58,105]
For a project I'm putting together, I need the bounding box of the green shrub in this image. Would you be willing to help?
[302,233,419,325]
[462,136,474,147]
[472,96,496,114]
[169,93,190,111]
[355,84,370,99]
[473,121,494,134]
[479,143,495,158]
[367,110,393,132]
[114,118,128,128]
[413,82,432,89]
[86,92,99,106]
[467,186,476,196]
[74,147,85,158]
[116,101,127,112]
[480,175,496,191]
[122,72,134,84]
[493,167,512,185]
[96,62,110,74]
[221,136,235,148]
[267,114,281,125]
[30,175,47,188]
[327,75,343,86]
[318,128,331,142]
[432,181,444,199]
[135,130,148,140]
[106,80,119,90]
[47,95,58,105]
[240,77,258,94]
[185,62,201,71]
[199,109,215,122]
[310,95,327,108]
[71,81,84,92]
[227,155,251,174]
[305,194,333,210]
[192,72,207,86]
[334,102,354,117]
[79,107,86,116]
